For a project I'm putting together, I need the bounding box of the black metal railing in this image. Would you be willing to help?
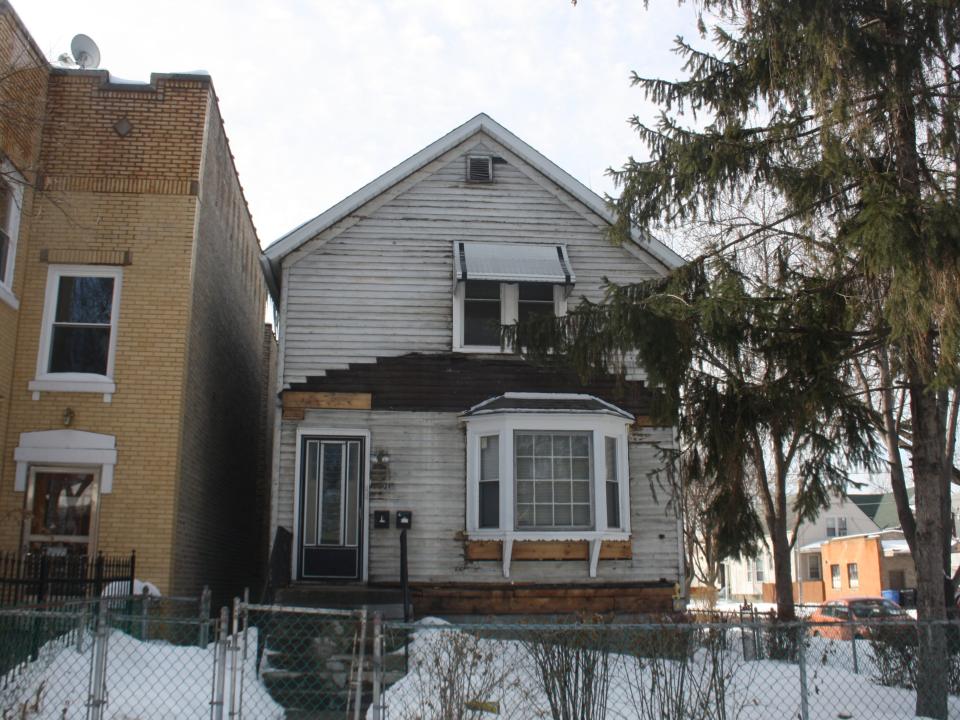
[0,550,135,607]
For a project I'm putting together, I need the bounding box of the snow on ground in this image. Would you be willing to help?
[1,628,283,719]
[373,618,960,720]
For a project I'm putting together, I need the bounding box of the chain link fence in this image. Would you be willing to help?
[5,597,960,719]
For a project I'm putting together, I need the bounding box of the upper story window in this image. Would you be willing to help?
[0,162,24,309]
[826,517,848,538]
[453,242,574,352]
[29,265,123,401]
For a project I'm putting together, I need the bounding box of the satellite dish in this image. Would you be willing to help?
[70,34,100,69]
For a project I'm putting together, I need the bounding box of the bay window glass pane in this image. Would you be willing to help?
[480,435,499,480]
[479,435,499,528]
[605,436,621,529]
[572,481,590,503]
[517,481,534,503]
[515,431,592,530]
[463,281,501,346]
[606,481,621,529]
[479,482,499,528]
[516,457,533,479]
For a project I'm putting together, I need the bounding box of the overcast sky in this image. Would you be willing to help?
[17,0,706,247]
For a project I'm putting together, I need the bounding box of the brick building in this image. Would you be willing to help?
[0,1,273,602]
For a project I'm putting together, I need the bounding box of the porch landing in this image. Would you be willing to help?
[273,584,408,619]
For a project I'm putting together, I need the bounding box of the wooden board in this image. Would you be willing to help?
[281,391,372,420]
[464,539,633,562]
[412,582,674,616]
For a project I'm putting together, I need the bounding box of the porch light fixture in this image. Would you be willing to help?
[373,449,390,465]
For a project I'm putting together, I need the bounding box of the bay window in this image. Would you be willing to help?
[464,393,632,576]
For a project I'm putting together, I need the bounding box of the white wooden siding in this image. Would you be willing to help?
[278,410,680,585]
[282,136,660,384]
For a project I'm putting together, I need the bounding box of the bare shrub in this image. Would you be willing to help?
[523,623,612,720]
[623,625,747,720]
[401,626,512,720]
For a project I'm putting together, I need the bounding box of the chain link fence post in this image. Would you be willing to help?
[199,585,212,648]
[86,598,110,720]
[851,632,859,674]
[371,611,383,720]
[212,606,229,720]
[797,623,810,720]
[228,596,241,719]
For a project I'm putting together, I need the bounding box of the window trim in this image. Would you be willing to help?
[453,281,567,353]
[0,160,25,310]
[464,410,631,577]
[29,265,123,401]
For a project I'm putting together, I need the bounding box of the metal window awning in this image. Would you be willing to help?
[455,241,575,284]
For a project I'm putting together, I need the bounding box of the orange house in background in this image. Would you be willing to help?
[819,531,916,602]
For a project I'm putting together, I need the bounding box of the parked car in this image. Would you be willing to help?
[808,597,909,640]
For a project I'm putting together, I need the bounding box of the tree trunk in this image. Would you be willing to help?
[910,365,949,720]
[770,516,796,622]
[877,350,918,557]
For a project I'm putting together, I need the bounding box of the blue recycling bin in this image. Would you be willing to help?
[881,589,901,605]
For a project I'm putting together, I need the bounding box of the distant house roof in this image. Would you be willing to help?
[260,112,685,301]
[848,489,912,530]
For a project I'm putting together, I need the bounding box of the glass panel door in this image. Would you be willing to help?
[299,437,364,580]
[24,468,99,558]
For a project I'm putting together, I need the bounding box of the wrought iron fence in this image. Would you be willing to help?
[5,598,960,720]
[0,551,135,607]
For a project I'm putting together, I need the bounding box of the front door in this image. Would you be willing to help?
[23,467,100,558]
[298,437,364,580]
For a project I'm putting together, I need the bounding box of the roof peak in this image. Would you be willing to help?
[260,113,684,300]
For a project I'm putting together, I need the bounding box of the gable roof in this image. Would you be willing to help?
[260,112,685,301]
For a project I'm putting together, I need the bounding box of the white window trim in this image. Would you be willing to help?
[29,265,123,402]
[464,411,630,578]
[453,282,568,353]
[0,159,25,310]
[13,429,117,493]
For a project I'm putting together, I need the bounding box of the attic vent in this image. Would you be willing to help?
[466,155,493,183]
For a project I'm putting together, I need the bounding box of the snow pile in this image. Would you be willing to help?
[373,619,960,720]
[1,628,283,719]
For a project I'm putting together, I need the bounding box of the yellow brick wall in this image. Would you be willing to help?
[0,1,47,528]
[0,71,209,593]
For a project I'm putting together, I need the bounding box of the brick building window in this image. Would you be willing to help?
[30,265,123,400]
[831,564,841,589]
[0,162,24,309]
[847,563,859,589]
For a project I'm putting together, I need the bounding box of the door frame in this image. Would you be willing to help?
[292,427,371,582]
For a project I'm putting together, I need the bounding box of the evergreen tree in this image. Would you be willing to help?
[518,1,960,716]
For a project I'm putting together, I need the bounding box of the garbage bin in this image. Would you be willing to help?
[899,588,917,608]
[882,589,901,605]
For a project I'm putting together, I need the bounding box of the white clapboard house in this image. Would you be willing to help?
[261,114,686,615]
